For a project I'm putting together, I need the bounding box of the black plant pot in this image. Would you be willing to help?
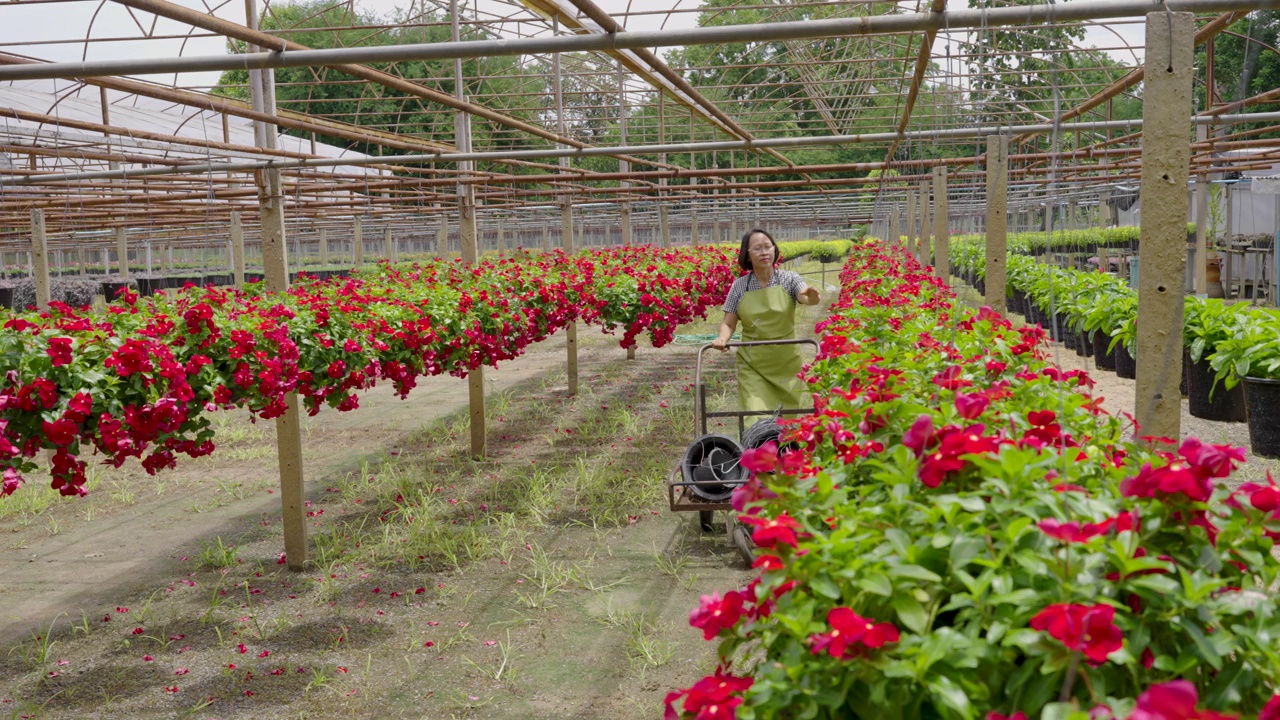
[1077,330,1093,358]
[1243,377,1280,458]
[1094,333,1117,371]
[1181,352,1189,398]
[135,276,161,296]
[1061,321,1078,350]
[1011,290,1027,316]
[976,279,986,296]
[1187,356,1246,422]
[0,286,12,310]
[1116,344,1136,379]
[100,280,134,302]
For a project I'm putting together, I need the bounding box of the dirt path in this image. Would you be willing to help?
[0,330,623,646]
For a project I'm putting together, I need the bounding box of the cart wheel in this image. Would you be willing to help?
[699,510,715,533]
[732,525,755,566]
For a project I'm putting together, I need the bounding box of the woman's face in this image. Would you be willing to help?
[747,234,775,270]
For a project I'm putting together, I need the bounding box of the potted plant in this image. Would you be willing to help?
[1210,313,1280,458]
[1109,307,1138,379]
[1183,297,1248,422]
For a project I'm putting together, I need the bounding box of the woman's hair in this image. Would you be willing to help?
[737,228,782,273]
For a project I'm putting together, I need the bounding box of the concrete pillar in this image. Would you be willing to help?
[115,226,128,278]
[384,226,394,261]
[888,208,900,250]
[659,205,670,248]
[1134,11,1194,443]
[31,209,50,311]
[1099,190,1112,229]
[933,167,949,282]
[231,211,245,287]
[690,205,699,246]
[460,192,485,458]
[621,204,632,247]
[438,217,449,257]
[353,218,363,264]
[712,215,721,246]
[985,135,1009,312]
[318,227,329,266]
[163,243,173,273]
[919,178,932,265]
[906,190,918,261]
[1194,126,1209,295]
[562,199,578,395]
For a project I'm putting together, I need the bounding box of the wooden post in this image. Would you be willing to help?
[933,167,949,283]
[1135,11,1193,443]
[562,199,578,395]
[1194,126,1210,295]
[31,209,50,311]
[986,135,1008,312]
[230,211,245,287]
[113,226,129,278]
[353,218,364,265]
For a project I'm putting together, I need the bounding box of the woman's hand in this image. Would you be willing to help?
[710,337,730,352]
[799,286,821,306]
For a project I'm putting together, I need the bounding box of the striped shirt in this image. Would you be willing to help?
[721,270,809,314]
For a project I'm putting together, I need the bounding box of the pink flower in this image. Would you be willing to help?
[955,392,990,420]
[1128,680,1237,720]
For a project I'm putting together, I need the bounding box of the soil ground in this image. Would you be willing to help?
[0,259,839,720]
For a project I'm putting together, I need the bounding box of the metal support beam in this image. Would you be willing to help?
[985,135,1008,312]
[1135,11,1194,443]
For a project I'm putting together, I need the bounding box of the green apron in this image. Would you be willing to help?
[736,284,804,413]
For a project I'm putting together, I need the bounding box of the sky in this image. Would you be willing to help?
[0,0,1151,98]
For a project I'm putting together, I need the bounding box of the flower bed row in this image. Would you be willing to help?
[0,245,753,499]
[667,242,1280,719]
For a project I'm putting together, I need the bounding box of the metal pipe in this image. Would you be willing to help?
[9,111,1280,187]
[4,0,1279,81]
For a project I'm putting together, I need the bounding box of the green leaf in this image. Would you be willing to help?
[927,675,971,718]
[889,564,943,583]
[810,574,841,600]
[891,593,929,634]
[858,572,893,597]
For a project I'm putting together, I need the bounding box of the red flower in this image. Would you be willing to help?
[739,441,778,474]
[1128,680,1237,720]
[664,668,753,720]
[987,714,1028,720]
[1038,518,1106,543]
[1029,603,1123,665]
[809,606,900,658]
[41,417,79,447]
[1258,695,1280,720]
[689,591,744,641]
[46,337,73,367]
[740,513,801,548]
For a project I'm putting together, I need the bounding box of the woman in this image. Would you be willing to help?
[711,229,821,413]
